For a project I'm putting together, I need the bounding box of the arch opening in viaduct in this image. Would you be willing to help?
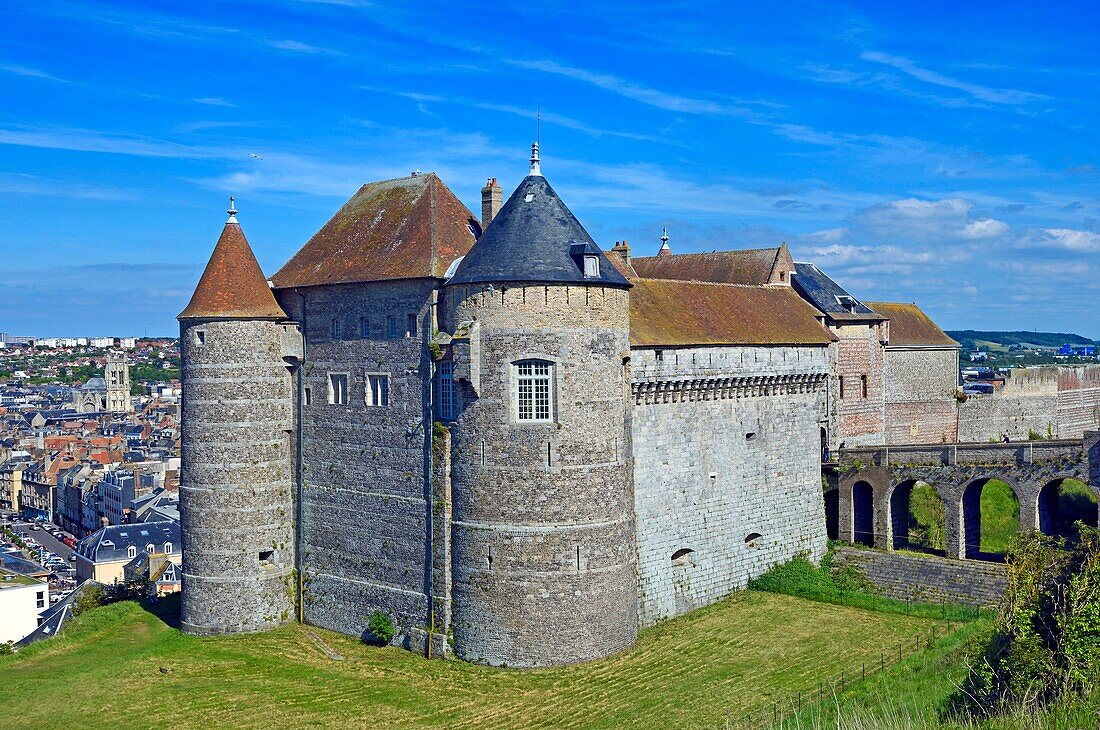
[961,478,1021,562]
[1037,478,1099,543]
[852,480,875,547]
[889,479,946,555]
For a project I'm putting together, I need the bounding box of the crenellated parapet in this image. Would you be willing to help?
[631,372,827,405]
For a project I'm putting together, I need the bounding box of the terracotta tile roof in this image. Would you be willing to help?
[630,278,837,347]
[632,245,790,285]
[271,173,478,288]
[178,220,287,320]
[867,302,959,347]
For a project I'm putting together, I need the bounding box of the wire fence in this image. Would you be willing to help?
[723,622,953,729]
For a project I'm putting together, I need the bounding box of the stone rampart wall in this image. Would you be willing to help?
[833,547,1006,606]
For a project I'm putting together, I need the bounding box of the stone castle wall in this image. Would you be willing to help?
[276,280,442,649]
[442,283,637,667]
[630,345,830,626]
[958,368,1058,442]
[832,547,1006,606]
[1056,366,1100,439]
[179,317,297,635]
[883,347,959,445]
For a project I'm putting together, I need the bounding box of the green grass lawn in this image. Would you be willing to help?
[979,480,1020,555]
[0,591,950,729]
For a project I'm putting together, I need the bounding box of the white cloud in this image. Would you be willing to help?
[856,197,1008,241]
[0,64,68,82]
[194,97,235,107]
[1038,228,1100,252]
[861,51,1043,105]
[960,218,1009,239]
[268,39,339,54]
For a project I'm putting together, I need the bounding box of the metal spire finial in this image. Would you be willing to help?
[529,140,542,177]
[227,196,238,223]
[658,226,671,255]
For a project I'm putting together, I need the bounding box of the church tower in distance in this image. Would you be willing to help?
[177,199,299,635]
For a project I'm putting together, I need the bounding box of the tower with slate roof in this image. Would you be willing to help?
[177,198,299,635]
[441,144,638,667]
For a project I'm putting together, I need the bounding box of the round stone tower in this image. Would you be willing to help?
[178,199,297,635]
[442,146,637,667]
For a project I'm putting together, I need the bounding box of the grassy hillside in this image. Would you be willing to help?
[946,330,1096,351]
[0,591,947,729]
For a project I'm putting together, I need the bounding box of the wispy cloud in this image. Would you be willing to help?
[0,125,215,159]
[0,64,68,82]
[0,173,138,201]
[507,58,765,119]
[861,51,1044,105]
[267,39,342,55]
[193,97,235,107]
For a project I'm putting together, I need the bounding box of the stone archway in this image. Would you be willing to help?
[824,487,839,541]
[962,477,1021,561]
[852,480,875,547]
[889,479,946,555]
[1037,477,1100,541]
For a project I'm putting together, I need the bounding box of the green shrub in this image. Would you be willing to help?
[952,527,1100,717]
[367,611,395,645]
[71,584,107,617]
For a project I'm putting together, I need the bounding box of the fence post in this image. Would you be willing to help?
[880,652,884,672]
[798,691,801,715]
[862,662,866,682]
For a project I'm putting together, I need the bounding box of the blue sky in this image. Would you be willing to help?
[1,0,1097,337]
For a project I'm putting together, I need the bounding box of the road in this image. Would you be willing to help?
[12,521,76,561]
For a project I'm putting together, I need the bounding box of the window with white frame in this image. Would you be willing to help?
[366,373,389,407]
[328,373,349,405]
[146,543,155,554]
[436,361,456,420]
[513,359,553,422]
[127,545,137,559]
[164,542,173,555]
[583,255,600,278]
[330,318,341,340]
[36,591,45,608]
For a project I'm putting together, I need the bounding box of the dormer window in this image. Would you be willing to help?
[570,242,602,279]
[127,545,136,559]
[836,295,858,313]
[583,256,600,278]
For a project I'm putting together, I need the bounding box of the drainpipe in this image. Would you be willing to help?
[295,289,308,625]
[424,288,438,658]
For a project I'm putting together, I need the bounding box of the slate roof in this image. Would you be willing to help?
[791,262,884,322]
[75,521,179,564]
[629,279,836,347]
[632,245,789,285]
[447,175,630,288]
[81,377,106,391]
[867,302,959,348]
[271,173,478,288]
[178,219,288,320]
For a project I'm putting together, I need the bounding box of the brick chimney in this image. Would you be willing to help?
[610,240,631,267]
[481,177,502,230]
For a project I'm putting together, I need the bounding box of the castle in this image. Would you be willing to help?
[179,146,877,666]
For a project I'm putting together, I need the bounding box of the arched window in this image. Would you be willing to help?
[744,533,763,547]
[164,542,173,555]
[513,360,553,422]
[671,548,694,565]
[127,545,136,559]
[146,544,155,554]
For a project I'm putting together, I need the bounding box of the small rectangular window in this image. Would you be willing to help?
[861,374,869,398]
[366,374,389,407]
[328,373,348,405]
[583,255,600,277]
[839,376,846,399]
[407,313,418,337]
[436,361,456,420]
[195,330,205,346]
[304,387,312,406]
[330,318,341,340]
[259,550,274,565]
[387,316,397,339]
[36,591,45,608]
[360,317,370,338]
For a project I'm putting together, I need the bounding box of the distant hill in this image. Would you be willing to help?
[946,330,1097,351]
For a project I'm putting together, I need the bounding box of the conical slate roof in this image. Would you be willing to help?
[178,219,287,320]
[447,175,630,288]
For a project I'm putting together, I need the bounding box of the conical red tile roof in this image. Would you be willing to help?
[178,220,287,320]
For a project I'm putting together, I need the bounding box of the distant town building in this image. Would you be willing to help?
[0,569,48,644]
[74,521,180,585]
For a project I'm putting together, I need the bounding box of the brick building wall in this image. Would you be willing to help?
[1056,365,1100,439]
[883,347,959,444]
[631,345,829,626]
[829,322,885,447]
[277,279,441,649]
